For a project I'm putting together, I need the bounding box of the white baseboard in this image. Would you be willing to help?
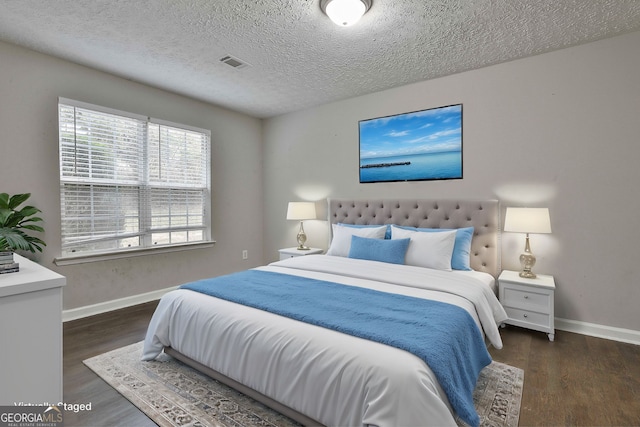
[62,286,178,322]
[556,317,640,346]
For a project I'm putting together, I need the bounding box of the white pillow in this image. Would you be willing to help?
[326,224,387,257]
[390,225,457,271]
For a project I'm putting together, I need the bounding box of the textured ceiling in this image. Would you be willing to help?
[1,0,640,118]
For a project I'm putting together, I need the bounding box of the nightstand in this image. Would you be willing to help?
[278,247,323,260]
[498,270,556,341]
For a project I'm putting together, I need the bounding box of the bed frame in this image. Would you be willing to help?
[329,198,500,277]
[164,346,322,425]
[165,198,500,426]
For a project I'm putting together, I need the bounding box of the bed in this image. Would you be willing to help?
[142,199,508,427]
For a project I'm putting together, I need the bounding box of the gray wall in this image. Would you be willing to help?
[0,41,264,310]
[263,31,640,332]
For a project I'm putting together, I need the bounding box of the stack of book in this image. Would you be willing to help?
[0,252,19,274]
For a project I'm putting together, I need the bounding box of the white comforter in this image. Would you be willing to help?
[143,255,508,427]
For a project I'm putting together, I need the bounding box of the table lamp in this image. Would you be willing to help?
[286,202,317,250]
[504,207,552,278]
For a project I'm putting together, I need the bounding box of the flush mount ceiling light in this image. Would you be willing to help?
[320,0,372,27]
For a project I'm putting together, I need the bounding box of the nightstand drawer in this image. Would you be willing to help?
[502,286,551,311]
[504,307,551,329]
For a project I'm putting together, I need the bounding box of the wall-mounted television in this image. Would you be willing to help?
[359,104,462,183]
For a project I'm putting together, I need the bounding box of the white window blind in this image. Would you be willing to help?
[58,98,211,257]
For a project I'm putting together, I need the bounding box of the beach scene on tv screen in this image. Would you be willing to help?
[359,104,462,183]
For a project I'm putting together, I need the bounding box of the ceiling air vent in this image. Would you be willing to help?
[219,55,250,69]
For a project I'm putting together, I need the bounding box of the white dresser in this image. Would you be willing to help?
[0,254,66,405]
[498,270,555,341]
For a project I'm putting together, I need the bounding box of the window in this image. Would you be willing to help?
[58,98,211,258]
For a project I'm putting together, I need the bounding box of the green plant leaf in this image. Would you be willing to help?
[18,217,44,227]
[17,206,41,218]
[0,193,9,209]
[8,193,31,210]
[0,227,31,252]
[0,237,9,252]
[3,212,20,228]
[23,235,46,252]
[21,224,45,232]
[27,235,45,248]
[0,208,11,226]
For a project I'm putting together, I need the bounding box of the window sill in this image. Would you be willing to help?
[53,241,216,266]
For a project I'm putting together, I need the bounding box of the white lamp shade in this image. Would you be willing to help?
[286,202,317,221]
[324,0,367,26]
[504,207,552,234]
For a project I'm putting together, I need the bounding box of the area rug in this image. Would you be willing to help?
[84,341,523,427]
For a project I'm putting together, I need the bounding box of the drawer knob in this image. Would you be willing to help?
[524,295,529,299]
[523,314,528,318]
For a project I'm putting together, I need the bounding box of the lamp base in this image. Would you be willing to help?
[519,269,537,279]
[296,221,309,250]
[519,234,537,279]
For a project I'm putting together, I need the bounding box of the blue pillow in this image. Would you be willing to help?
[348,235,410,265]
[395,226,474,271]
[339,223,391,239]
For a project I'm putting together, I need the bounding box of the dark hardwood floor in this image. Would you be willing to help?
[490,326,640,426]
[64,302,640,426]
[63,301,159,427]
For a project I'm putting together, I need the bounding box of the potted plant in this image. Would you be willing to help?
[0,193,46,272]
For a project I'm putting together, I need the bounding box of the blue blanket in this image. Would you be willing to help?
[181,270,491,427]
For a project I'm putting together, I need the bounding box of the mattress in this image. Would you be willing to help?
[142,255,508,426]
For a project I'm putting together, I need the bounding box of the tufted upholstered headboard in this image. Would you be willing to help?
[328,199,500,278]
